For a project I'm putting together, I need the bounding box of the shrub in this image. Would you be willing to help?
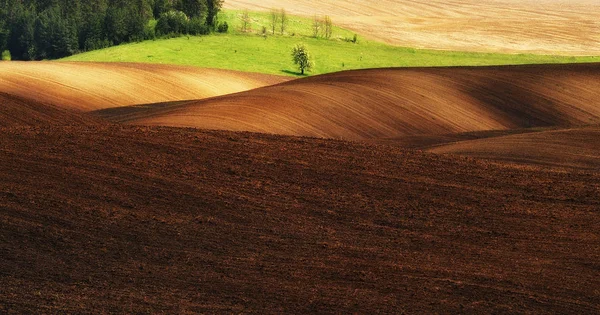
[143,23,156,40]
[324,16,333,39]
[187,18,209,35]
[344,34,358,44]
[217,21,228,33]
[156,10,189,36]
[1,50,10,61]
[240,9,251,33]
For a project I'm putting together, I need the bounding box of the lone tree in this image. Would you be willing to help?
[292,44,313,75]
[270,8,279,35]
[240,9,251,32]
[312,15,321,38]
[206,0,224,28]
[279,8,287,35]
[324,16,333,39]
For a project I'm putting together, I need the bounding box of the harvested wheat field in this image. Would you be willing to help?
[225,0,600,54]
[98,64,600,140]
[0,62,288,111]
[1,124,599,313]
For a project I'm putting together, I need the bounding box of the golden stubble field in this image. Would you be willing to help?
[225,0,600,54]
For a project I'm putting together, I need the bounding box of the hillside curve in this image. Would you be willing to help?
[0,62,289,112]
[97,63,600,140]
[0,92,100,128]
[428,125,600,170]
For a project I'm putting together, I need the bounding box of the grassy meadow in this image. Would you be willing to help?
[61,10,600,76]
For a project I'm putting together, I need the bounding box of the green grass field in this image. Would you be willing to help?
[219,10,358,39]
[61,10,600,76]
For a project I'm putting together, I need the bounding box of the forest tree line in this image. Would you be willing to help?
[0,0,224,60]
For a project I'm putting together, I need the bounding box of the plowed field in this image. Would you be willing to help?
[0,62,288,111]
[98,64,600,140]
[1,125,599,313]
[1,61,600,313]
[0,93,99,127]
[429,125,600,170]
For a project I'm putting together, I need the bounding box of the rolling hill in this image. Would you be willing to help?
[224,0,600,54]
[0,92,99,128]
[428,125,600,170]
[2,51,600,311]
[96,63,600,140]
[0,62,288,111]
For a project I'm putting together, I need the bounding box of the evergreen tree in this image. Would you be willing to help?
[7,3,37,60]
[153,0,172,19]
[205,0,223,28]
[180,0,207,19]
[80,11,109,51]
[35,6,78,59]
[0,0,220,60]
[0,21,8,53]
[103,5,127,45]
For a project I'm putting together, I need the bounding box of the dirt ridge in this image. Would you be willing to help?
[0,92,100,127]
[0,62,289,112]
[99,63,600,140]
[428,125,600,170]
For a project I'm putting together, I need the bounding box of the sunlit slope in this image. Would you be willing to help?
[0,62,288,111]
[99,64,600,140]
[0,93,99,127]
[429,126,600,170]
[224,0,600,54]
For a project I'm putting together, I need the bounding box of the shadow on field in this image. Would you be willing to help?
[281,69,308,76]
[466,75,570,128]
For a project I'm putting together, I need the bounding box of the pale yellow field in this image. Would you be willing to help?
[225,0,600,55]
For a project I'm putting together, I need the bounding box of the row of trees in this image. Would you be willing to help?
[0,0,224,60]
[312,15,333,39]
[239,8,289,35]
[239,8,333,40]
[269,8,288,35]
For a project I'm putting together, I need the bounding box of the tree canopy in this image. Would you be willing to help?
[0,0,224,60]
[292,43,313,75]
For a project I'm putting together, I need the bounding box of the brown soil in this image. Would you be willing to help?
[2,61,600,313]
[98,64,600,140]
[225,0,600,54]
[0,62,288,111]
[428,125,600,170]
[1,124,599,313]
[0,92,100,128]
